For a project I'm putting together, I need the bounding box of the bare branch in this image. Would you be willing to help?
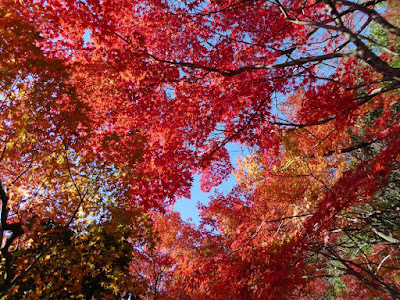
[146,50,357,77]
[226,213,313,257]
[332,0,400,36]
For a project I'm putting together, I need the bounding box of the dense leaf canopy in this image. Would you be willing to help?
[0,0,399,299]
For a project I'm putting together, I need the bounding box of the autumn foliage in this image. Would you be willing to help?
[1,0,400,299]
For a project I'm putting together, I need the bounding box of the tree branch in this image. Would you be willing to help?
[0,182,24,292]
[332,0,400,36]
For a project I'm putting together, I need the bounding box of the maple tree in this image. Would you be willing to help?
[1,0,400,298]
[0,1,152,297]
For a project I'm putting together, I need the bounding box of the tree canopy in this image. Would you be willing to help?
[0,0,399,299]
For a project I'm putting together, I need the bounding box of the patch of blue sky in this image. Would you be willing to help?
[83,29,93,46]
[174,142,251,224]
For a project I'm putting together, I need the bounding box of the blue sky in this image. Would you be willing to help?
[173,142,250,224]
